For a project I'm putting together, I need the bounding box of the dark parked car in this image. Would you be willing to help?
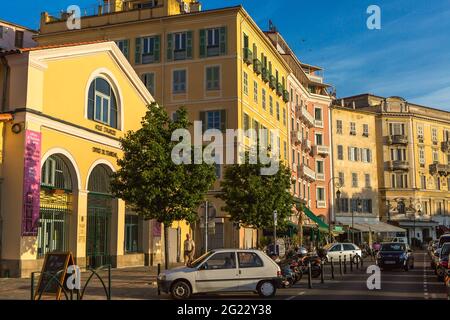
[376,242,414,271]
[435,243,450,281]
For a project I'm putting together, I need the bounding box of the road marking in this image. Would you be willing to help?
[285,291,305,300]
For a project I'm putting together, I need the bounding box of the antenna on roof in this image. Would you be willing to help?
[269,19,277,32]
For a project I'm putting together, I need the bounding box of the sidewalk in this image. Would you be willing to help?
[0,264,178,300]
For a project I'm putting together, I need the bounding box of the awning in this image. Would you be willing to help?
[350,221,406,233]
[303,206,328,230]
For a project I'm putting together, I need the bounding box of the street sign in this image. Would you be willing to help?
[273,210,278,226]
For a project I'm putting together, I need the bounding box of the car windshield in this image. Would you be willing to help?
[189,251,215,268]
[380,243,405,252]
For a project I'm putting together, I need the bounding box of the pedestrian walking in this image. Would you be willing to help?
[183,234,195,266]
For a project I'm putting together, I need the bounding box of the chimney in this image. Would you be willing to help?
[352,101,356,110]
[341,99,344,107]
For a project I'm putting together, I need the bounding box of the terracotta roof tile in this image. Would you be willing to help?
[20,40,108,52]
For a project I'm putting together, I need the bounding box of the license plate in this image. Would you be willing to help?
[385,261,396,264]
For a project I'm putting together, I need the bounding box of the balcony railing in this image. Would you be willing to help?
[142,53,156,64]
[316,200,327,208]
[441,140,450,153]
[388,134,408,145]
[300,107,315,127]
[174,50,187,61]
[388,160,409,171]
[243,48,253,65]
[253,59,262,75]
[302,139,312,151]
[276,83,283,96]
[307,74,323,84]
[282,90,289,103]
[314,145,329,157]
[269,75,276,90]
[315,172,325,181]
[429,163,450,176]
[207,45,220,57]
[262,67,269,82]
[299,164,316,182]
[291,130,302,145]
[314,119,323,128]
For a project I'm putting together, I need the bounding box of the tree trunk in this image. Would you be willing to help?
[164,225,170,270]
[298,213,303,247]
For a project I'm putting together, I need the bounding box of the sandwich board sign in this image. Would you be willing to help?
[34,252,75,300]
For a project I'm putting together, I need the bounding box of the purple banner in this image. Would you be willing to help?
[21,130,41,236]
[152,220,161,237]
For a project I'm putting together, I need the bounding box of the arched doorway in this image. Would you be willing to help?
[86,164,114,268]
[37,154,75,257]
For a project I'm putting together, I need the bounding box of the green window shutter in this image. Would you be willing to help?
[135,37,142,64]
[199,29,206,58]
[200,111,206,132]
[166,33,173,61]
[219,26,227,55]
[186,31,193,59]
[124,39,130,60]
[206,67,212,90]
[154,35,161,62]
[220,110,226,132]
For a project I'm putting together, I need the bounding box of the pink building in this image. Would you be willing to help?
[0,19,37,51]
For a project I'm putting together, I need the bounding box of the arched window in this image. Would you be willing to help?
[41,155,73,190]
[87,77,118,129]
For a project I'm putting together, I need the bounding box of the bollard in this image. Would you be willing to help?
[356,255,360,270]
[330,257,335,280]
[30,272,35,301]
[361,254,364,268]
[339,256,343,276]
[308,261,312,289]
[343,255,347,274]
[350,254,353,272]
[157,263,161,296]
[320,260,324,284]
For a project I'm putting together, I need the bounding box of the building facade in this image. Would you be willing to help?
[36,0,295,252]
[340,94,450,244]
[0,42,176,277]
[0,19,36,51]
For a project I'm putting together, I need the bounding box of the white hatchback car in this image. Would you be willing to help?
[322,243,362,263]
[157,249,281,299]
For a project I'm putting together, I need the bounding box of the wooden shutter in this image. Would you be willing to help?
[186,31,193,59]
[154,35,161,62]
[219,26,227,55]
[199,111,206,132]
[348,147,351,161]
[199,29,206,58]
[220,110,226,132]
[166,33,173,61]
[123,39,130,60]
[206,67,212,90]
[135,37,142,64]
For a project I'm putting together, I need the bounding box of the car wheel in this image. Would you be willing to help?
[171,280,192,300]
[257,280,276,298]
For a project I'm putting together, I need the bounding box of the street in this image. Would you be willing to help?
[0,251,446,300]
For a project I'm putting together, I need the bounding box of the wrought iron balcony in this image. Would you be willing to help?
[262,67,269,82]
[429,163,450,176]
[299,164,316,182]
[269,75,276,90]
[314,145,329,157]
[253,59,262,75]
[299,107,315,127]
[276,83,283,96]
[291,130,302,145]
[243,48,253,65]
[302,139,312,151]
[388,160,409,171]
[283,90,289,103]
[388,134,408,145]
[441,140,450,153]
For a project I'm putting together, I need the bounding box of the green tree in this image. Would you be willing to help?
[111,103,216,269]
[217,150,294,233]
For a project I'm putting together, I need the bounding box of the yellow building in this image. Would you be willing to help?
[330,103,406,242]
[0,41,189,277]
[341,94,450,244]
[36,0,291,251]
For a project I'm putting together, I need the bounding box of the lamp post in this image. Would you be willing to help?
[327,177,342,242]
[354,197,362,244]
[273,210,278,256]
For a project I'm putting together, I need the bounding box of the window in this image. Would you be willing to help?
[363,124,369,137]
[173,69,187,93]
[392,173,408,188]
[343,244,355,251]
[125,213,140,253]
[243,113,250,136]
[142,73,155,96]
[419,147,425,164]
[115,39,130,60]
[315,133,323,146]
[269,96,273,115]
[276,102,280,121]
[283,108,286,126]
[262,89,266,110]
[15,30,24,48]
[175,32,187,51]
[348,147,359,161]
[206,66,220,90]
[337,145,344,160]
[200,110,226,131]
[316,187,325,201]
[432,149,439,163]
[417,124,424,138]
[200,27,227,57]
[362,199,372,213]
[352,173,358,188]
[238,252,263,268]
[283,141,287,160]
[338,198,349,213]
[135,35,161,64]
[167,31,193,61]
[316,160,324,174]
[314,107,322,121]
[204,252,236,270]
[253,81,258,103]
[243,72,248,95]
[420,175,427,189]
[336,120,343,134]
[365,174,371,188]
[133,1,157,9]
[390,148,406,161]
[87,77,118,128]
[435,176,441,190]
[389,123,405,135]
[432,127,438,142]
[361,149,372,163]
[338,172,345,186]
[350,122,356,135]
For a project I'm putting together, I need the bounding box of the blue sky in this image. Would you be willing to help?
[2,0,450,110]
